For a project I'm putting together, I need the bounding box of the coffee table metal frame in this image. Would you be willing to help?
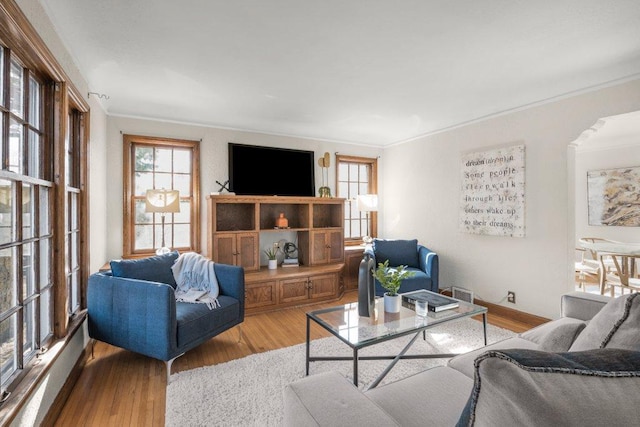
[306,295,487,389]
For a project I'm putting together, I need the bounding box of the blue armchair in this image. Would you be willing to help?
[362,238,439,296]
[87,252,244,381]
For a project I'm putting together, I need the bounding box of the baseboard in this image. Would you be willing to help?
[442,290,550,328]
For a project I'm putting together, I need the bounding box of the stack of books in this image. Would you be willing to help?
[282,258,299,268]
[401,290,459,312]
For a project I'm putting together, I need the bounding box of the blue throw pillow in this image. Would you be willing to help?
[110,251,179,288]
[373,239,419,268]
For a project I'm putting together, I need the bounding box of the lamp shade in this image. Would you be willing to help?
[145,189,180,213]
[357,194,378,212]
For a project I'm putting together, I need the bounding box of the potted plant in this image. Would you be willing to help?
[373,259,416,312]
[264,247,278,270]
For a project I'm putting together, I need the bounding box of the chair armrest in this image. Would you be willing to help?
[87,272,178,361]
[418,245,439,290]
[561,291,611,321]
[283,372,399,427]
[214,263,245,321]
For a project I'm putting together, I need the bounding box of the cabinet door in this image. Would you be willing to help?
[310,231,329,264]
[309,273,337,299]
[245,280,278,309]
[279,277,310,304]
[310,230,344,265]
[212,233,236,265]
[327,230,344,263]
[237,232,259,271]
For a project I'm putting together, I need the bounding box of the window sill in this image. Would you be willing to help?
[0,310,88,426]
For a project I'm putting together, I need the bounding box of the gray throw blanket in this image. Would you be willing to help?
[171,252,220,309]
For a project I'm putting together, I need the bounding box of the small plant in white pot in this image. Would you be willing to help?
[264,247,278,270]
[373,260,416,312]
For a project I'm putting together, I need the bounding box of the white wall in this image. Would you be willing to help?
[382,79,640,319]
[104,116,383,261]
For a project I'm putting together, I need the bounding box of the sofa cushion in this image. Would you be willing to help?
[448,337,538,379]
[374,239,419,268]
[519,317,587,352]
[456,348,640,427]
[367,366,473,427]
[569,293,640,352]
[175,295,240,348]
[110,251,179,289]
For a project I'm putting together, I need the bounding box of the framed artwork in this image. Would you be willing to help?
[459,143,526,237]
[587,166,640,226]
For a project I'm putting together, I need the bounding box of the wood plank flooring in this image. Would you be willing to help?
[54,292,539,426]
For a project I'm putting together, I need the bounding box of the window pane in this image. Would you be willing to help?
[23,301,36,358]
[173,150,191,174]
[173,174,190,196]
[29,76,40,129]
[70,232,78,270]
[23,242,35,298]
[174,200,190,222]
[358,164,369,183]
[0,247,16,312]
[0,315,17,386]
[40,288,52,344]
[0,181,14,244]
[154,173,172,189]
[173,223,190,247]
[39,187,50,236]
[9,119,24,174]
[69,271,79,314]
[135,172,153,196]
[10,59,23,118]
[69,193,78,230]
[40,238,51,288]
[154,148,172,172]
[23,184,33,239]
[28,130,40,179]
[134,146,154,172]
[134,224,153,250]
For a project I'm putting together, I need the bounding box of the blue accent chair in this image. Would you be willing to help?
[87,252,244,381]
[362,238,439,296]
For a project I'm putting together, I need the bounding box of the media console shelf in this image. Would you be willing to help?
[207,195,346,314]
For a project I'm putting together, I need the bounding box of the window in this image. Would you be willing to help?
[123,135,200,258]
[336,155,378,245]
[0,4,89,409]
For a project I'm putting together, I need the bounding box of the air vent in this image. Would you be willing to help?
[452,287,474,303]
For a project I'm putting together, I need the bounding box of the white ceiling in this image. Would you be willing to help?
[40,0,640,147]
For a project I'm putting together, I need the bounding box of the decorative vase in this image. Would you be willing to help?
[384,293,401,313]
[358,257,376,317]
[318,186,332,198]
[268,259,277,270]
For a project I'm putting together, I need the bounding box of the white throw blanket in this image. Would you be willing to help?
[171,252,220,309]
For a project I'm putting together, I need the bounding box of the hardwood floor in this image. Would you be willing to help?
[54,292,540,426]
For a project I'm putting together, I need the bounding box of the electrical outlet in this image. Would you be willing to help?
[507,291,516,304]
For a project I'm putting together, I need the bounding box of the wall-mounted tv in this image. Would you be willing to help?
[228,143,316,197]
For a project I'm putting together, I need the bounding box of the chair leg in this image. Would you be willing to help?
[237,325,244,343]
[165,353,185,383]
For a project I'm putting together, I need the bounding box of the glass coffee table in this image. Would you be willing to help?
[306,295,487,389]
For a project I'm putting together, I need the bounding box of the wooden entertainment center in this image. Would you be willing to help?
[207,195,346,314]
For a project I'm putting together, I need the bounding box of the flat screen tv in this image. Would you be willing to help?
[228,143,316,196]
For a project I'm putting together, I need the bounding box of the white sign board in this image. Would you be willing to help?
[459,144,526,237]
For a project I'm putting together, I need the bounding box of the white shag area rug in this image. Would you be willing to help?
[165,318,516,426]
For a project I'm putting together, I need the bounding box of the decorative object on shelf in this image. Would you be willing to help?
[264,246,278,270]
[145,188,180,255]
[276,213,289,228]
[357,194,378,244]
[318,152,332,198]
[373,260,416,313]
[358,256,376,317]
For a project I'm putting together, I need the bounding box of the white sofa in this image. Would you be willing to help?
[283,292,640,426]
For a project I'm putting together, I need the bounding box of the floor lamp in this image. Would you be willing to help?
[145,189,180,255]
[357,194,378,244]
